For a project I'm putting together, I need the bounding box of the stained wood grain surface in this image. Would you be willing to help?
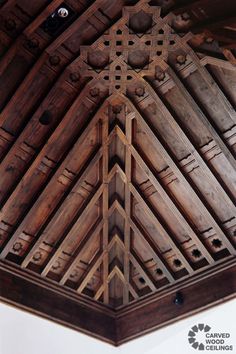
[0,0,235,345]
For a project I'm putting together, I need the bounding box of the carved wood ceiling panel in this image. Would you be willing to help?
[0,0,235,345]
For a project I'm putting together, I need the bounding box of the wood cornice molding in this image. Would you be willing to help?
[116,259,236,344]
[0,260,114,315]
[116,257,236,315]
[1,259,235,345]
[0,260,117,344]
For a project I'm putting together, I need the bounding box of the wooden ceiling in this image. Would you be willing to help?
[0,0,236,345]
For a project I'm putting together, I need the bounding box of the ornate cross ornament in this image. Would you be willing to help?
[71,0,190,93]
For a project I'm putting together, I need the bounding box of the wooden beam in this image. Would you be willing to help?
[200,56,236,70]
[128,283,139,301]
[105,193,176,285]
[93,233,129,302]
[143,80,236,210]
[0,84,101,209]
[124,97,236,255]
[191,16,236,34]
[108,163,127,184]
[0,51,49,123]
[78,232,127,299]
[40,184,104,277]
[179,41,236,125]
[108,199,127,220]
[166,66,236,172]
[130,183,194,274]
[105,265,138,302]
[222,49,236,66]
[20,148,103,268]
[130,145,214,264]
[0,98,106,258]
[123,111,132,304]
[59,219,104,285]
[102,114,109,304]
[108,233,126,253]
[112,122,214,264]
[106,123,208,279]
[94,284,105,301]
[0,0,112,140]
[107,265,126,284]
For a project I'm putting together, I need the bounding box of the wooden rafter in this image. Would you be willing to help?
[40,183,104,277]
[180,41,236,125]
[130,183,194,274]
[102,112,109,304]
[166,66,236,172]
[0,98,107,258]
[130,145,215,264]
[125,97,236,255]
[141,79,236,209]
[123,107,132,304]
[59,219,104,285]
[21,148,103,268]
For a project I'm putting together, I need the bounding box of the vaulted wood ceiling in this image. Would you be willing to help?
[0,0,236,345]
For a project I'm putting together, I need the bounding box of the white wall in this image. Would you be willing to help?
[0,299,235,354]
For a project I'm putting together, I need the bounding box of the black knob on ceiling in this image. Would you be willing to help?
[174,291,184,306]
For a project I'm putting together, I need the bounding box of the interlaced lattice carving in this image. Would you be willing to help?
[71,1,188,93]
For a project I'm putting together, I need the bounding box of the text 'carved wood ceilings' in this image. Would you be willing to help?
[0,0,236,345]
